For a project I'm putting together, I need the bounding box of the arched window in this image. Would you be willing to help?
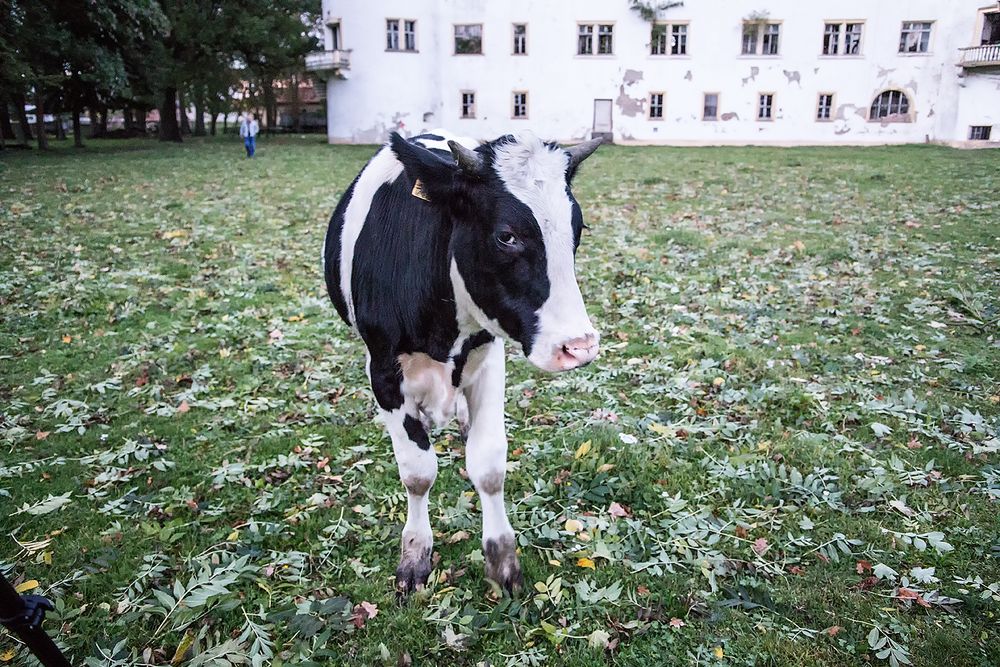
[870,90,911,121]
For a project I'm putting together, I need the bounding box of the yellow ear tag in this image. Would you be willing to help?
[411,179,430,202]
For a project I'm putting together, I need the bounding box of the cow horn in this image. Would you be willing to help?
[448,140,484,173]
[566,136,606,169]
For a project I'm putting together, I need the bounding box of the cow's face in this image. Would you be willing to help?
[390,132,603,372]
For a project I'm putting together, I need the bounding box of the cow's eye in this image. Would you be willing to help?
[495,231,520,250]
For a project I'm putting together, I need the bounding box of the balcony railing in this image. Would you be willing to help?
[959,44,1000,68]
[305,50,351,76]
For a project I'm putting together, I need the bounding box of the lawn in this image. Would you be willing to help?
[1,136,998,667]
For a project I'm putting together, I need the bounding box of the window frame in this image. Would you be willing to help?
[741,21,782,56]
[386,18,400,51]
[703,92,719,121]
[757,92,775,121]
[454,23,484,55]
[899,20,933,54]
[969,125,993,140]
[578,21,615,56]
[650,21,689,56]
[816,92,835,121]
[512,90,528,119]
[648,92,665,120]
[460,90,476,119]
[869,90,911,122]
[512,23,527,55]
[403,19,417,52]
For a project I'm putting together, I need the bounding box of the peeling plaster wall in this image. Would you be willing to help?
[322,0,998,145]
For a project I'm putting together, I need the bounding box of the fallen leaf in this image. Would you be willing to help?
[826,625,842,636]
[576,557,596,570]
[574,440,592,459]
[564,519,583,533]
[35,431,50,440]
[669,617,685,628]
[608,502,629,518]
[14,579,38,594]
[751,537,769,555]
[176,400,190,414]
[856,560,872,574]
[712,646,724,659]
[61,335,72,344]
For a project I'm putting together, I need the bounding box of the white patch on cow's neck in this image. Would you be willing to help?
[340,146,403,330]
[451,259,506,339]
[490,134,596,369]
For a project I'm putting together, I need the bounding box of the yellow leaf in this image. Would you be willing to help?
[596,463,615,473]
[171,630,196,666]
[61,335,72,344]
[576,557,596,570]
[226,530,239,541]
[564,519,583,533]
[548,559,561,567]
[1,649,16,662]
[649,423,672,437]
[533,581,548,593]
[14,579,38,594]
[41,551,53,565]
[162,229,188,239]
[712,377,725,387]
[713,646,724,659]
[574,440,592,459]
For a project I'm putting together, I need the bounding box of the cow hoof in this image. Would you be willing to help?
[484,535,523,594]
[395,549,432,597]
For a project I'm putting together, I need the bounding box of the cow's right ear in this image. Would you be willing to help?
[389,133,457,203]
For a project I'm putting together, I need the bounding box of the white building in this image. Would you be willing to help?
[306,0,1000,147]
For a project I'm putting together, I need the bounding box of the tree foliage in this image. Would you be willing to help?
[0,0,319,148]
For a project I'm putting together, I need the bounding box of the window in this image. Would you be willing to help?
[983,12,1000,45]
[817,93,834,121]
[652,23,688,55]
[899,22,932,53]
[649,93,664,119]
[579,23,613,55]
[823,23,840,54]
[455,24,482,54]
[404,20,416,51]
[844,23,863,54]
[762,23,780,54]
[329,22,341,50]
[578,24,593,54]
[461,92,476,119]
[703,93,719,120]
[386,19,399,51]
[869,90,910,121]
[757,93,773,120]
[598,24,614,54]
[823,23,862,55]
[512,91,528,119]
[742,22,781,55]
[969,125,992,140]
[513,23,527,54]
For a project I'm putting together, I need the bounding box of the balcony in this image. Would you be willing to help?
[305,50,351,79]
[958,44,1000,69]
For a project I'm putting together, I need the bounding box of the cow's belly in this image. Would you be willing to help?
[397,353,468,430]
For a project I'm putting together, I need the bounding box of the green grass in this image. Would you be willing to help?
[1,136,998,666]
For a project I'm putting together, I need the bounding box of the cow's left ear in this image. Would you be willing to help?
[389,133,458,203]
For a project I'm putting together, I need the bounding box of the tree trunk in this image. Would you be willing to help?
[178,90,191,135]
[72,106,83,147]
[193,90,206,136]
[291,74,302,133]
[159,87,182,142]
[89,107,99,137]
[0,95,15,142]
[34,89,48,150]
[262,80,276,134]
[137,108,147,134]
[55,112,66,140]
[14,93,32,141]
[222,113,228,135]
[210,111,218,136]
[123,106,134,133]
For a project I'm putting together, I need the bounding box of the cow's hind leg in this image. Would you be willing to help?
[370,355,438,595]
[463,340,522,592]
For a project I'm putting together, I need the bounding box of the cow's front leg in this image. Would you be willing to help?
[463,339,522,592]
[370,355,438,595]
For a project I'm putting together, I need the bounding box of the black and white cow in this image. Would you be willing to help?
[323,129,604,594]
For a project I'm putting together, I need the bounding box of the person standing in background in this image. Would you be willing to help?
[239,113,259,158]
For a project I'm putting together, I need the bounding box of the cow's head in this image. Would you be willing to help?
[390,132,604,372]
